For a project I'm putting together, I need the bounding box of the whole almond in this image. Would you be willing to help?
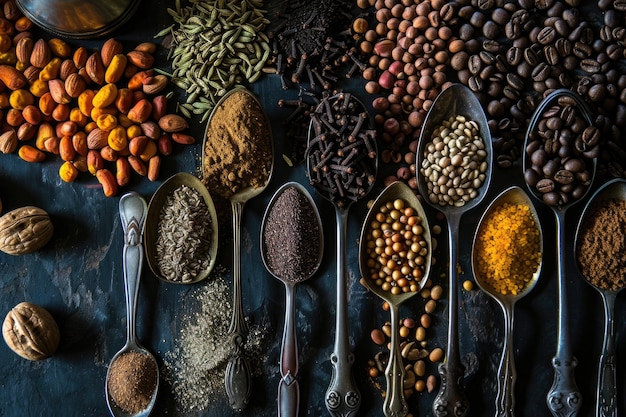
[73,46,88,69]
[22,66,40,83]
[30,38,51,68]
[142,74,167,95]
[126,50,154,69]
[158,114,189,133]
[15,37,33,64]
[59,59,77,80]
[87,128,108,150]
[65,73,86,98]
[134,42,157,54]
[0,129,17,154]
[48,79,71,104]
[17,123,36,142]
[3,1,20,20]
[86,52,105,85]
[140,121,161,140]
[101,38,123,67]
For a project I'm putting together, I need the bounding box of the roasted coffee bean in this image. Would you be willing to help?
[580,58,601,73]
[492,8,511,25]
[483,21,500,39]
[468,75,485,92]
[554,169,574,184]
[542,191,561,205]
[537,178,556,193]
[506,72,524,90]
[479,51,497,65]
[573,41,592,58]
[544,45,560,65]
[532,62,550,81]
[537,26,557,44]
[469,54,483,74]
[495,54,509,72]
[531,148,549,166]
[564,157,585,172]
[614,0,626,11]
[555,38,572,56]
[582,126,600,147]
[505,21,521,40]
[503,85,520,100]
[525,168,541,187]
[477,0,495,10]
[483,40,501,53]
[543,158,560,177]
[524,47,540,66]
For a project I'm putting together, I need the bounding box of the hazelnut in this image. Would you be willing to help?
[2,302,60,360]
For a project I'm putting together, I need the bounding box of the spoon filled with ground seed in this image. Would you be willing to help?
[575,178,626,417]
[416,83,493,417]
[106,192,159,417]
[359,181,432,417]
[471,186,543,417]
[522,88,597,417]
[261,182,324,417]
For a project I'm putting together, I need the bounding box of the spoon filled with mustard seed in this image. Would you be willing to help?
[105,192,159,417]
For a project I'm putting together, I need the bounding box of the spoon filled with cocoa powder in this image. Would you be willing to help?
[105,192,159,417]
[575,178,626,417]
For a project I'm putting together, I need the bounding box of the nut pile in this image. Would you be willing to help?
[0,4,195,197]
[366,281,444,401]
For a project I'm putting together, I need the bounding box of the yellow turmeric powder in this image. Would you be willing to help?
[474,202,541,296]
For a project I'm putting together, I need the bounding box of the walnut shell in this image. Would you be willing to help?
[0,206,53,255]
[2,302,60,360]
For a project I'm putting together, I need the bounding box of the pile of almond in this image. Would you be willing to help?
[0,0,194,197]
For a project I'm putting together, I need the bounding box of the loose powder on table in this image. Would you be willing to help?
[202,89,273,199]
[474,202,541,296]
[576,198,626,292]
[107,351,157,414]
[262,186,321,283]
[161,271,271,413]
[155,184,213,283]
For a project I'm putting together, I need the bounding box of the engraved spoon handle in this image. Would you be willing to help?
[496,302,516,417]
[119,192,147,347]
[225,200,252,411]
[325,207,360,417]
[547,210,581,417]
[278,282,299,417]
[597,290,617,417]
[383,302,408,417]
[433,214,469,417]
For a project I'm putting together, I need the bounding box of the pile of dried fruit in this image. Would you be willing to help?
[0,3,195,197]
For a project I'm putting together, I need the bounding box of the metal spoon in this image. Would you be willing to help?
[574,178,626,417]
[105,192,159,417]
[471,186,543,417]
[260,182,324,417]
[358,181,432,417]
[306,93,378,417]
[203,88,275,411]
[522,88,596,417]
[416,83,493,417]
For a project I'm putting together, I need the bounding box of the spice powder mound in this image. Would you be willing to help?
[203,89,273,199]
[263,186,321,283]
[107,351,157,414]
[576,198,626,292]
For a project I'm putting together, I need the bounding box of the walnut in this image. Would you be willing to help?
[0,206,53,255]
[2,302,60,360]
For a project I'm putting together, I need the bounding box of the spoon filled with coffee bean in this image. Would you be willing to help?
[523,88,597,417]
[575,178,626,417]
[417,83,493,417]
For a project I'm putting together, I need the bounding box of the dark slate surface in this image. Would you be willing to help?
[0,1,625,416]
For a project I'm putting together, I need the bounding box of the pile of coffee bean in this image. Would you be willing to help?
[524,94,597,206]
[354,0,626,186]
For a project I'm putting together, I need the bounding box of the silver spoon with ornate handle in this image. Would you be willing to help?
[523,88,596,417]
[574,178,626,417]
[416,83,493,417]
[305,92,378,417]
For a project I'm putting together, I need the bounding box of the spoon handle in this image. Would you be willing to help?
[119,192,147,346]
[383,303,408,417]
[325,208,361,417]
[225,200,252,411]
[495,303,516,417]
[597,291,617,417]
[433,216,469,417]
[547,211,581,417]
[279,283,299,417]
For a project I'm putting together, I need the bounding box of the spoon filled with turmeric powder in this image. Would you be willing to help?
[471,186,543,417]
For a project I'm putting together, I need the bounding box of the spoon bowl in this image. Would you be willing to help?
[574,178,626,417]
[202,86,274,411]
[260,182,324,417]
[305,92,377,417]
[522,88,596,417]
[105,192,159,417]
[471,186,542,416]
[359,181,432,417]
[416,83,493,417]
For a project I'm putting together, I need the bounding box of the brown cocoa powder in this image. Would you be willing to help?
[107,350,157,414]
[576,198,626,292]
